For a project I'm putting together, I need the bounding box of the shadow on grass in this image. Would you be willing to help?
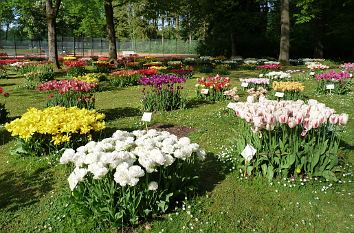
[0,167,54,211]
[100,107,141,122]
[340,140,354,153]
[0,129,12,146]
[186,98,214,109]
[198,152,229,194]
[0,83,17,87]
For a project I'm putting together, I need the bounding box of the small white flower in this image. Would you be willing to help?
[148,181,158,191]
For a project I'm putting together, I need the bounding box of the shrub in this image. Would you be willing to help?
[23,66,55,89]
[5,106,105,156]
[60,129,205,227]
[214,64,231,75]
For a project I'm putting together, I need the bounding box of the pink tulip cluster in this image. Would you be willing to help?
[37,80,97,94]
[240,78,270,85]
[315,70,352,81]
[339,63,354,71]
[230,99,348,135]
[256,64,280,70]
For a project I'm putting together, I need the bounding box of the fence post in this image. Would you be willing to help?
[100,38,103,56]
[82,34,84,57]
[91,37,93,57]
[14,34,17,57]
[73,36,76,56]
[61,35,64,54]
[39,39,41,58]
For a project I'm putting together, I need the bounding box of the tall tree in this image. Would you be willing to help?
[278,0,290,63]
[46,0,61,69]
[104,0,117,62]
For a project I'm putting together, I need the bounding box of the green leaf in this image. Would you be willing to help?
[322,170,338,182]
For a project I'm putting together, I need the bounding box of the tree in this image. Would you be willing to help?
[104,0,117,62]
[46,0,62,69]
[278,0,290,63]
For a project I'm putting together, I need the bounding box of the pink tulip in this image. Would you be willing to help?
[278,114,288,124]
[288,118,296,128]
[329,115,339,124]
[338,113,349,125]
[312,119,320,129]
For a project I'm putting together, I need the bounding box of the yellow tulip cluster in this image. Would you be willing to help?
[150,66,167,70]
[63,56,77,61]
[5,106,105,145]
[272,81,304,92]
[74,73,105,83]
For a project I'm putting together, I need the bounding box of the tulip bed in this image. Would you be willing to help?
[0,58,353,232]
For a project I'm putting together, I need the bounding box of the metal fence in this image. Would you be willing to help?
[0,37,198,57]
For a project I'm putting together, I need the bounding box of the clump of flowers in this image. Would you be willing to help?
[150,66,167,71]
[272,81,305,100]
[37,80,97,109]
[64,60,87,77]
[196,75,231,101]
[315,70,352,94]
[0,87,10,123]
[139,74,187,111]
[340,63,354,71]
[240,78,270,90]
[169,67,193,77]
[256,64,280,70]
[224,87,240,101]
[167,60,182,67]
[261,71,291,80]
[247,87,268,100]
[60,129,205,226]
[0,59,19,65]
[306,62,329,70]
[94,60,114,73]
[63,56,77,61]
[109,70,142,87]
[138,69,158,76]
[74,73,106,84]
[227,98,348,181]
[5,106,105,155]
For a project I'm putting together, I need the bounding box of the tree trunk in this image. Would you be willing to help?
[313,18,324,58]
[46,0,61,70]
[231,32,237,57]
[104,0,117,62]
[278,0,290,64]
[5,24,9,40]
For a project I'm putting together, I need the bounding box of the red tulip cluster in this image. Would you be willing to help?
[0,87,10,97]
[0,59,19,65]
[63,60,86,67]
[197,74,230,90]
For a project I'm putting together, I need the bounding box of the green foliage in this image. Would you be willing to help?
[108,74,141,88]
[142,88,187,112]
[23,68,55,89]
[46,92,95,109]
[66,67,87,77]
[316,79,352,95]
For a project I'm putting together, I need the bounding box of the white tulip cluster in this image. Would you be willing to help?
[260,71,291,79]
[229,98,349,134]
[60,129,206,191]
[306,62,329,70]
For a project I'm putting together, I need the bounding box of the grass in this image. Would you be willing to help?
[0,67,353,233]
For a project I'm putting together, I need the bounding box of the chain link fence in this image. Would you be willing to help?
[0,37,198,57]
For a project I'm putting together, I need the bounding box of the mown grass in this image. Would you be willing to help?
[0,67,353,233]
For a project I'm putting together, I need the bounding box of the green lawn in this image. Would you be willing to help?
[0,68,353,232]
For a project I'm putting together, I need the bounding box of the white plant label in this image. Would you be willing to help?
[275,92,284,98]
[227,102,237,109]
[200,89,209,95]
[241,82,249,87]
[326,84,335,90]
[241,144,257,162]
[141,112,152,122]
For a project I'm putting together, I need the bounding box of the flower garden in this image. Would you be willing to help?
[0,56,353,232]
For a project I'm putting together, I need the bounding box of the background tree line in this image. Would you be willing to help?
[1,0,353,63]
